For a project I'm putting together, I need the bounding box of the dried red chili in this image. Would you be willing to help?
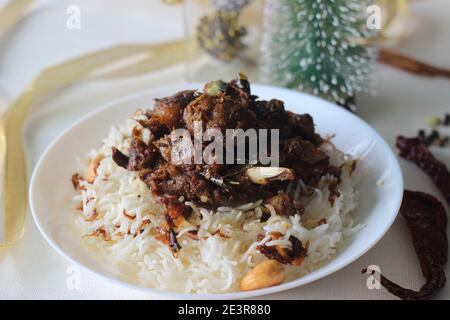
[363,190,447,300]
[362,137,450,299]
[396,136,450,205]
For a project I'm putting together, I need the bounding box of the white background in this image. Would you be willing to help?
[0,0,450,299]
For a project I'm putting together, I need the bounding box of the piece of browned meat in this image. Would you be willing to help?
[112,75,333,209]
[138,90,197,138]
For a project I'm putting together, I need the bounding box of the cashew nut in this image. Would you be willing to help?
[240,259,285,291]
[246,167,294,185]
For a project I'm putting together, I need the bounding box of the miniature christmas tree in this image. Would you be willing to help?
[262,0,377,109]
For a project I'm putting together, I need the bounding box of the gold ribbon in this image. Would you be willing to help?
[0,40,187,248]
[0,0,34,36]
[374,0,410,46]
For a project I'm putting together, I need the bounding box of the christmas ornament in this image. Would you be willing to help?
[196,10,247,62]
[262,0,377,109]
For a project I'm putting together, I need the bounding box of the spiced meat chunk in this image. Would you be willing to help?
[112,75,335,209]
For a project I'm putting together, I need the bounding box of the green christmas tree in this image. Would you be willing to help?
[262,0,377,109]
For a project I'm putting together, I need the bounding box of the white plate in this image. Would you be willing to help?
[29,84,403,299]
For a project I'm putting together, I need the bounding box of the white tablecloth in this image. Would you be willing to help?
[1,0,450,299]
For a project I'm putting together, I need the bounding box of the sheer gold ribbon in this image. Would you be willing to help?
[0,0,34,36]
[375,0,410,46]
[0,40,187,248]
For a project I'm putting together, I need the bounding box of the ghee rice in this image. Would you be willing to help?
[71,116,362,293]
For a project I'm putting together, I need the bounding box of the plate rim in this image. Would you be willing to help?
[29,83,404,299]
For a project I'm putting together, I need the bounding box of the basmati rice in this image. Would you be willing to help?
[71,116,362,293]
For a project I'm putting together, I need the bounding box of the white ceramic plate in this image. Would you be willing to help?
[30,84,403,299]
